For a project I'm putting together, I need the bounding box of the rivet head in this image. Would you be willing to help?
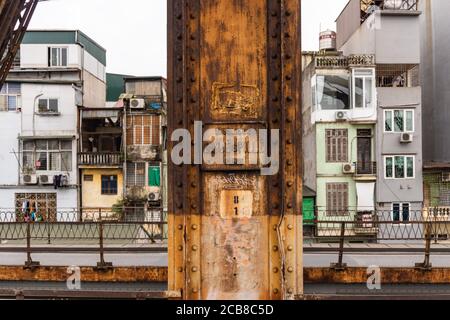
[273,267,279,273]
[273,225,278,231]
[273,288,279,294]
[191,267,198,272]
[177,224,183,230]
[176,77,183,83]
[178,267,183,272]
[177,203,183,209]
[287,203,293,209]
[177,33,183,40]
[177,182,183,188]
[287,181,294,187]
[273,204,279,210]
[192,288,198,294]
[287,288,294,294]
[287,224,294,230]
[287,139,293,145]
[177,245,183,251]
[176,14,182,20]
[191,182,197,188]
[288,267,294,273]
[286,96,293,102]
[287,245,294,251]
[287,160,293,166]
[191,204,198,210]
[192,224,198,230]
[192,245,198,251]
[272,96,279,102]
[273,245,279,252]
[285,10,292,16]
[177,97,183,103]
[286,75,292,81]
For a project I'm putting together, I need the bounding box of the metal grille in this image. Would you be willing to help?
[376,64,420,87]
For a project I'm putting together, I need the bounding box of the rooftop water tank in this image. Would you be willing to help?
[319,30,337,51]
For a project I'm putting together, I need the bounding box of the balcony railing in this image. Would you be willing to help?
[316,54,375,69]
[355,161,377,176]
[78,153,122,167]
[424,207,450,221]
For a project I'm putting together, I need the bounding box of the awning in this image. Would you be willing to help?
[356,182,375,212]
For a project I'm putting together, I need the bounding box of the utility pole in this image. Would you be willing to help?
[168,0,302,300]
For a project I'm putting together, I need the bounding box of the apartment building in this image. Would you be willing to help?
[0,30,106,221]
[303,51,378,237]
[337,0,423,233]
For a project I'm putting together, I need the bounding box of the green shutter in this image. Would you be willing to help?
[148,167,161,187]
[303,198,315,226]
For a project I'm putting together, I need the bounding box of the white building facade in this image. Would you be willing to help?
[0,30,106,221]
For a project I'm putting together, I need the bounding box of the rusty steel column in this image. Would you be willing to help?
[168,0,302,300]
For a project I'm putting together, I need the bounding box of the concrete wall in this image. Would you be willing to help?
[340,12,421,64]
[336,0,361,50]
[420,0,450,163]
[376,87,423,204]
[20,44,82,69]
[81,168,123,209]
[0,112,21,186]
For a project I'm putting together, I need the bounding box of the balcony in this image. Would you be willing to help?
[315,54,375,69]
[78,153,122,167]
[354,162,377,180]
[423,207,450,222]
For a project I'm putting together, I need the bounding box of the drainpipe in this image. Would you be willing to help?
[32,93,44,137]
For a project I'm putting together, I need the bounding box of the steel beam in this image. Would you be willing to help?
[168,0,303,300]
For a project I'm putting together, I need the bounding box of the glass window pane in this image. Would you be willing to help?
[135,163,146,187]
[7,96,17,111]
[317,75,350,110]
[393,203,401,222]
[407,157,414,178]
[51,48,58,66]
[48,140,59,151]
[354,77,364,108]
[126,163,136,185]
[49,153,60,171]
[61,152,72,171]
[36,140,48,150]
[395,156,405,178]
[7,83,20,94]
[36,152,48,171]
[61,48,68,66]
[402,204,410,222]
[386,157,393,178]
[406,111,413,132]
[60,140,72,150]
[385,111,393,131]
[23,152,34,170]
[49,99,58,112]
[394,110,404,132]
[23,141,34,151]
[38,99,48,112]
[364,78,373,108]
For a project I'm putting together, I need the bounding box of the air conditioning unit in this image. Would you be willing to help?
[400,133,413,143]
[148,186,161,203]
[38,175,53,185]
[129,98,145,109]
[342,163,355,174]
[335,111,348,121]
[22,174,38,185]
[442,172,450,183]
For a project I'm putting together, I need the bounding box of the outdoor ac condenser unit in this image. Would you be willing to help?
[22,174,38,185]
[129,98,145,109]
[342,163,355,174]
[400,133,413,143]
[335,111,348,121]
[38,175,53,185]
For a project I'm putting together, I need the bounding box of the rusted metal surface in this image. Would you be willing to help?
[0,0,39,89]
[168,0,302,300]
[0,266,167,282]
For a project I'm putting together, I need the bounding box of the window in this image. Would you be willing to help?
[352,69,374,109]
[49,47,68,67]
[326,183,349,216]
[385,156,415,179]
[38,98,59,114]
[326,129,348,163]
[22,140,72,172]
[126,163,146,187]
[126,115,161,146]
[313,74,350,110]
[15,193,57,222]
[101,175,118,195]
[393,203,410,223]
[0,83,21,111]
[384,110,414,133]
[148,166,161,187]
